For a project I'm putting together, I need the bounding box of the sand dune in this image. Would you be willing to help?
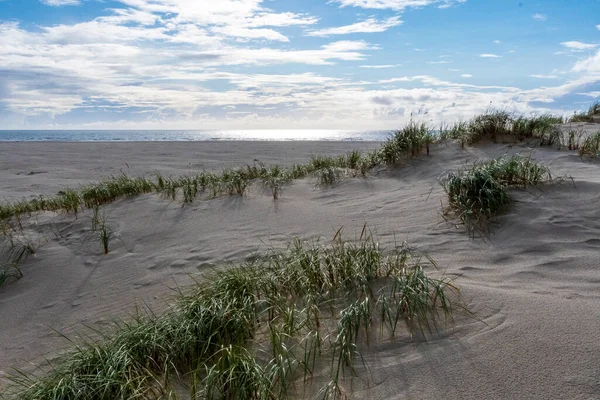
[1,138,599,399]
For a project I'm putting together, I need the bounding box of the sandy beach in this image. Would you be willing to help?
[1,131,600,399]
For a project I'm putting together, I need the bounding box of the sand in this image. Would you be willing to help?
[1,136,599,399]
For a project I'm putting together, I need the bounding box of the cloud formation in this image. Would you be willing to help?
[40,0,80,5]
[561,41,598,51]
[0,0,598,129]
[332,0,466,10]
[306,17,402,36]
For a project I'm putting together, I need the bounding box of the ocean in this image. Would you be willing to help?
[0,130,390,142]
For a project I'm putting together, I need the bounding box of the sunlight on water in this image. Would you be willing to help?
[0,129,390,142]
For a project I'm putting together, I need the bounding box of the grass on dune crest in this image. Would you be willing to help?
[7,228,461,399]
[440,110,565,148]
[379,121,435,164]
[441,154,552,236]
[0,124,436,220]
[0,107,579,221]
[569,100,600,123]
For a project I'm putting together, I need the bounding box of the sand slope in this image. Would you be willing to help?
[0,139,599,399]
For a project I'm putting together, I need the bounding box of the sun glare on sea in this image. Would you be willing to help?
[208,129,356,141]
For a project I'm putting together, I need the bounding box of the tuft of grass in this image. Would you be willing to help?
[442,163,511,236]
[379,121,434,164]
[441,112,565,148]
[309,155,338,171]
[95,211,118,255]
[0,263,23,289]
[180,176,199,204]
[442,155,551,235]
[579,131,600,158]
[262,166,291,200]
[569,100,600,123]
[469,110,512,143]
[81,174,154,208]
[315,166,345,186]
[8,229,461,399]
[222,169,250,196]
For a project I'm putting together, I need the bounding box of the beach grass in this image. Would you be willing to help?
[442,154,551,235]
[7,229,460,399]
[0,110,578,222]
[0,264,23,289]
[569,100,600,123]
[0,227,35,290]
[262,166,292,199]
[441,111,564,147]
[379,121,434,164]
[579,131,600,157]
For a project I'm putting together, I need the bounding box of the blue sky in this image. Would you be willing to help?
[0,0,599,130]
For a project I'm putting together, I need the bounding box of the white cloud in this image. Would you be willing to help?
[572,49,600,73]
[532,13,547,21]
[321,40,373,52]
[331,0,466,11]
[1,1,599,130]
[40,0,80,5]
[427,60,450,64]
[530,74,559,79]
[211,26,290,42]
[480,53,501,58]
[116,0,318,31]
[359,64,401,68]
[561,41,598,51]
[493,40,501,44]
[306,16,402,36]
[597,25,600,31]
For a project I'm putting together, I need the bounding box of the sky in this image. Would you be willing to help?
[0,0,599,130]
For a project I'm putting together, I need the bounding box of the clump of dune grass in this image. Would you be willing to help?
[485,154,552,187]
[262,166,292,199]
[8,228,460,399]
[221,168,250,196]
[315,166,346,186]
[441,112,564,148]
[1,229,38,265]
[442,155,551,235]
[442,163,511,235]
[95,211,117,255]
[440,121,474,148]
[579,131,600,158]
[81,174,154,208]
[0,263,23,289]
[379,121,434,164]
[569,100,600,123]
[469,110,512,143]
[309,155,338,171]
[563,128,585,150]
[511,114,562,143]
[0,226,37,289]
[179,176,199,204]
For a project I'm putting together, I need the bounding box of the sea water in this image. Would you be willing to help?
[0,130,390,142]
